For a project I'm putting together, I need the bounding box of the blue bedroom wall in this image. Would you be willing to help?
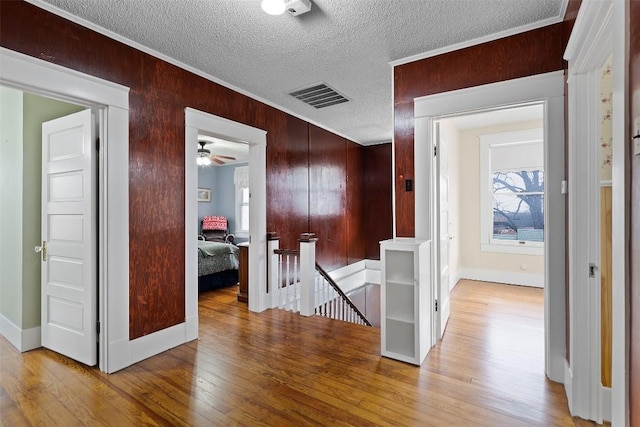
[197,162,249,243]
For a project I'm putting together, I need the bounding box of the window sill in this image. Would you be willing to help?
[481,243,543,256]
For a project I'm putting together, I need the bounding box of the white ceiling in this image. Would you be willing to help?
[32,0,566,145]
[198,134,249,166]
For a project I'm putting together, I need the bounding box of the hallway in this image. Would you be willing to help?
[0,280,581,426]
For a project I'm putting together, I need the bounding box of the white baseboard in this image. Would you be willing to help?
[601,386,611,422]
[564,359,574,415]
[107,337,131,374]
[458,267,544,288]
[0,314,41,352]
[328,259,381,294]
[0,314,21,351]
[449,270,461,290]
[129,322,195,367]
[365,259,381,284]
[22,326,41,351]
[185,314,198,342]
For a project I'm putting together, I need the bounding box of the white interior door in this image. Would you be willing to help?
[40,109,97,366]
[435,122,451,339]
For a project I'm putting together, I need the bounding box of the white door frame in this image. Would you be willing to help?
[414,71,566,381]
[564,0,628,423]
[185,109,269,315]
[0,47,130,373]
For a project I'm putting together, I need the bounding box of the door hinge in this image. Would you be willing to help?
[589,263,598,278]
[434,146,437,157]
[435,299,438,312]
[97,321,101,335]
[95,137,100,152]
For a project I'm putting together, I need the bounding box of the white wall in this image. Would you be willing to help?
[454,119,545,285]
[0,86,24,328]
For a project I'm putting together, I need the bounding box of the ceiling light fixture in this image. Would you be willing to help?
[261,0,286,15]
[197,141,212,166]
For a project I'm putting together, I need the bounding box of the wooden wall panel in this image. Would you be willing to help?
[346,141,365,264]
[309,125,347,270]
[393,23,565,236]
[630,0,640,422]
[1,1,371,339]
[265,114,310,251]
[128,98,186,337]
[363,144,393,259]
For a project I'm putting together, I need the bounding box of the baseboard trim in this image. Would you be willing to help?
[601,386,611,422]
[0,314,41,352]
[564,359,574,415]
[0,314,21,351]
[22,326,41,351]
[458,267,544,288]
[450,270,461,290]
[129,322,195,366]
[185,314,198,342]
[107,337,130,374]
[328,259,381,294]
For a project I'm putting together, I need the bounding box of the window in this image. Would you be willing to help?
[234,166,249,237]
[479,128,544,255]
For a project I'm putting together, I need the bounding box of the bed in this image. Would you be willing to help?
[197,240,239,292]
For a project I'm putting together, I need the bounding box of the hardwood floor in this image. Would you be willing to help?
[1,280,592,426]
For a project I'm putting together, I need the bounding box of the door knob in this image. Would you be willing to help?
[34,241,46,261]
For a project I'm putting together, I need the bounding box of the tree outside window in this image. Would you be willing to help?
[479,127,544,255]
[492,170,544,242]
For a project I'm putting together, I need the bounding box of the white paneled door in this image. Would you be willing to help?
[435,122,451,339]
[40,109,97,366]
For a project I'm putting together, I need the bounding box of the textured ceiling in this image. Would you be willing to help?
[32,0,565,145]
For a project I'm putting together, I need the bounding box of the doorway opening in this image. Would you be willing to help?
[413,70,565,382]
[184,108,267,340]
[0,85,102,366]
[195,134,250,298]
[431,102,546,360]
[1,47,131,374]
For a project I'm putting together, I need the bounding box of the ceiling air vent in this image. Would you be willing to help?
[288,83,349,109]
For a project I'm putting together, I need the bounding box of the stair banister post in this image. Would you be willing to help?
[267,232,280,309]
[299,233,318,316]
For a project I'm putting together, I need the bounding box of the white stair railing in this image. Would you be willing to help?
[267,232,371,326]
[314,262,371,326]
[273,248,300,312]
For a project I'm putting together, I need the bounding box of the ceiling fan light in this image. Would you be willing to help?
[261,0,285,15]
[202,157,211,166]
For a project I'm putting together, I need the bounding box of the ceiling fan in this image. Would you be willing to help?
[197,141,236,166]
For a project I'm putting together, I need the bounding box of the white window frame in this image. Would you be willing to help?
[479,128,544,255]
[234,166,249,238]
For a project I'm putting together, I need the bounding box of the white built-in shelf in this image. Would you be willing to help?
[380,238,431,366]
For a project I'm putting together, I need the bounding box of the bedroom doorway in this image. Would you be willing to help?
[413,71,565,382]
[196,136,249,294]
[185,108,268,336]
[431,103,546,348]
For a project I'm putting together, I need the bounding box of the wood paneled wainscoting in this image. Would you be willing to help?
[1,280,592,426]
